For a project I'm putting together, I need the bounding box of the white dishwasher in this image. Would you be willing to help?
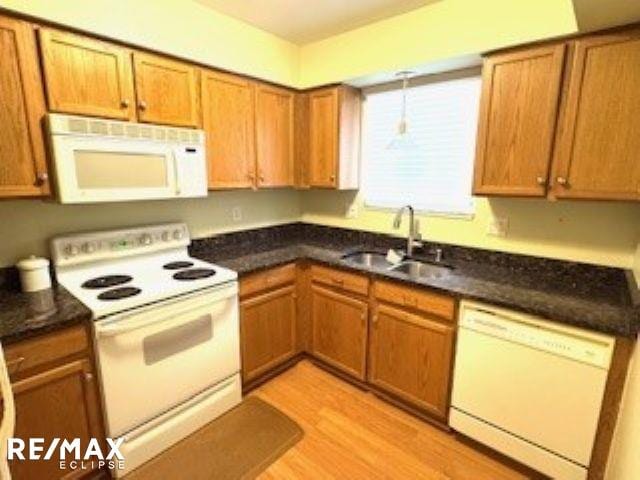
[450,301,615,480]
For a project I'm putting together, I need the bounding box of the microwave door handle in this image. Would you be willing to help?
[97,298,231,338]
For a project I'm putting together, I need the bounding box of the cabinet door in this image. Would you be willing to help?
[133,52,200,127]
[9,359,104,480]
[0,17,49,197]
[293,92,310,189]
[551,29,640,200]
[473,44,565,196]
[311,285,368,380]
[39,28,135,121]
[240,285,296,383]
[369,304,454,419]
[201,70,256,189]
[254,84,294,187]
[308,88,339,188]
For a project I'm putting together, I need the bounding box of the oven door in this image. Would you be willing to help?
[93,283,239,437]
[50,135,178,203]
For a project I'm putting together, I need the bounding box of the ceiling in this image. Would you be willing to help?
[196,0,438,44]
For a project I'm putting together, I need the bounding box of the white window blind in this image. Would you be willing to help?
[362,72,481,215]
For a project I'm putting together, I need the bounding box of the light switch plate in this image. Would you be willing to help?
[487,217,508,237]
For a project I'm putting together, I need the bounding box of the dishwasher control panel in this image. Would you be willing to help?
[459,304,615,369]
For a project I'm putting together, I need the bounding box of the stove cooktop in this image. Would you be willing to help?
[56,252,236,318]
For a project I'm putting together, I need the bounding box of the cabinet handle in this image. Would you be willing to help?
[331,278,345,286]
[138,100,147,111]
[35,172,48,186]
[329,175,335,183]
[536,176,546,186]
[372,314,378,324]
[120,99,130,108]
[259,173,265,182]
[85,372,94,382]
[556,176,568,186]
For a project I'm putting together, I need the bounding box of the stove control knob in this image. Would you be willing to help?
[139,234,153,246]
[172,229,184,240]
[65,244,79,257]
[81,242,96,254]
[161,231,171,242]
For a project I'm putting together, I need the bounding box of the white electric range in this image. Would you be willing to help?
[52,223,241,477]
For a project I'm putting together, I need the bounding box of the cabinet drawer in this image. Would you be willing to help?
[373,280,455,321]
[4,325,89,379]
[240,263,296,298]
[311,264,369,296]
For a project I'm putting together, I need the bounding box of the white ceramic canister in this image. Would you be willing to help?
[16,256,51,293]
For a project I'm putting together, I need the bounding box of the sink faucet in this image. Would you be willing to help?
[392,205,422,257]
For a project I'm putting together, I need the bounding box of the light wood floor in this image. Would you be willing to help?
[251,360,540,480]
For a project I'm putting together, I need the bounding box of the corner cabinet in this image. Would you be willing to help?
[551,29,640,200]
[239,264,298,386]
[297,86,361,190]
[133,52,200,127]
[473,44,565,196]
[201,70,256,189]
[0,16,50,197]
[254,83,295,187]
[474,26,640,202]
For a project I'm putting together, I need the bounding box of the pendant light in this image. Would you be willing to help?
[386,71,416,151]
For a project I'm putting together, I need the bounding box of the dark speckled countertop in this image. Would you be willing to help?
[191,223,640,338]
[0,280,91,345]
[1,222,638,343]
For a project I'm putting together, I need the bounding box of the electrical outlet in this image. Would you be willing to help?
[345,201,359,219]
[487,217,508,237]
[231,206,242,222]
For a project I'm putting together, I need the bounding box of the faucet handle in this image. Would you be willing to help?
[414,219,422,241]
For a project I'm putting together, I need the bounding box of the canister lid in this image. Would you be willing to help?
[16,255,50,271]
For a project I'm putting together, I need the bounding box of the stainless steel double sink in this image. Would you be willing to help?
[340,251,453,280]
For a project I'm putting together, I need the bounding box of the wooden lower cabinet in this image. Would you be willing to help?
[368,303,455,420]
[310,284,368,380]
[239,267,297,385]
[4,326,104,480]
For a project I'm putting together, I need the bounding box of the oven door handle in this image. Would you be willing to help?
[96,297,232,338]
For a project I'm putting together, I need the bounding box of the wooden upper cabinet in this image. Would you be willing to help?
[551,29,640,200]
[307,86,361,189]
[310,284,368,380]
[254,83,294,187]
[473,44,565,196]
[369,303,454,420]
[293,92,311,188]
[39,28,135,121]
[201,70,256,189]
[0,16,49,197]
[308,87,338,187]
[133,52,200,127]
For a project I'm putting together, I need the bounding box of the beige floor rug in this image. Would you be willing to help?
[124,396,303,480]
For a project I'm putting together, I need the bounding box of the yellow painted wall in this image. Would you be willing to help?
[300,191,640,268]
[0,191,300,268]
[0,0,579,89]
[606,336,640,480]
[298,0,578,87]
[0,0,300,87]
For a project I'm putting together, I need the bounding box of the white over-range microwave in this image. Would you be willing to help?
[46,113,207,203]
